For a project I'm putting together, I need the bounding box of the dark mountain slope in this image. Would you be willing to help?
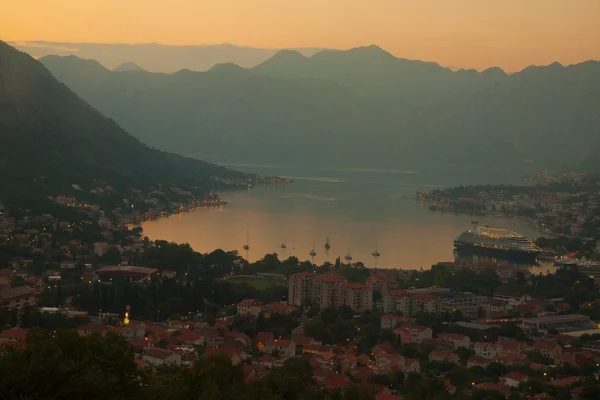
[0,41,242,208]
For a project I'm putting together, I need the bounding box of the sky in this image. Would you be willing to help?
[2,0,599,71]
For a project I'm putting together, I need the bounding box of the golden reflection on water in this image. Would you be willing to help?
[135,191,556,274]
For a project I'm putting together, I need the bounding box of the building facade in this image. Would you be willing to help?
[288,272,373,311]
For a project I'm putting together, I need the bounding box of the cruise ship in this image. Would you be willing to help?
[454,226,541,260]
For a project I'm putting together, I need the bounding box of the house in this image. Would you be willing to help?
[60,260,76,269]
[381,314,399,329]
[394,324,432,345]
[498,339,526,355]
[473,342,502,359]
[142,348,182,365]
[253,354,277,368]
[438,332,471,349]
[500,372,528,388]
[474,383,511,397]
[262,302,296,315]
[531,340,562,358]
[467,355,491,369]
[0,327,28,343]
[119,322,146,339]
[443,380,456,395]
[224,331,252,347]
[203,345,246,365]
[550,376,582,388]
[264,339,295,358]
[176,330,204,345]
[237,299,263,316]
[494,352,528,367]
[428,350,460,365]
[0,287,37,310]
[493,291,532,306]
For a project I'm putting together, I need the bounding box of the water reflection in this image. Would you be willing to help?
[135,166,550,272]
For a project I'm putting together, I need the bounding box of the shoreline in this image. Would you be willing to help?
[418,198,554,238]
[123,176,292,226]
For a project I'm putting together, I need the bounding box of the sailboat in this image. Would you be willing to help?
[243,231,250,250]
[372,241,380,257]
[309,241,316,257]
[324,237,331,250]
[344,247,352,261]
[280,234,287,249]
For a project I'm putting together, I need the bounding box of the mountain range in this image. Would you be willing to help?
[10,41,324,73]
[37,45,600,183]
[0,41,243,211]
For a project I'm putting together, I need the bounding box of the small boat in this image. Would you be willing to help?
[324,237,331,250]
[372,241,380,257]
[344,248,352,261]
[471,220,479,225]
[310,241,316,257]
[243,231,250,250]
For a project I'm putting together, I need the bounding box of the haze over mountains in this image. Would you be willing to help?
[0,41,242,209]
[11,41,324,73]
[38,44,600,183]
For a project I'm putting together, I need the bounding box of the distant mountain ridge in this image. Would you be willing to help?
[0,41,243,210]
[11,41,325,73]
[113,62,146,72]
[38,46,600,183]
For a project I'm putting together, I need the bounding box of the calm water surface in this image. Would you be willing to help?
[136,165,554,274]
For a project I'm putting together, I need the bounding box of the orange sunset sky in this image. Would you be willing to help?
[2,0,599,71]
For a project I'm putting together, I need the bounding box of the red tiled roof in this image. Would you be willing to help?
[134,359,149,369]
[238,299,261,306]
[381,314,397,320]
[144,348,175,360]
[0,327,28,341]
[323,374,349,390]
[502,372,528,382]
[316,273,346,283]
[253,354,277,364]
[266,339,293,346]
[533,340,558,350]
[468,356,489,365]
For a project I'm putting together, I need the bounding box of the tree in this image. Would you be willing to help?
[0,330,139,400]
[11,275,25,287]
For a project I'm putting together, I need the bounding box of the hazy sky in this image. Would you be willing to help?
[2,0,599,71]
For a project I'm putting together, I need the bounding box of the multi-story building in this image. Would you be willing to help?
[493,291,532,306]
[288,272,373,311]
[394,324,432,345]
[366,274,397,295]
[0,287,37,310]
[345,283,373,311]
[288,272,316,306]
[382,290,441,315]
[237,299,263,316]
[438,332,471,350]
[314,273,347,309]
[521,314,591,332]
[437,292,488,313]
[473,342,502,359]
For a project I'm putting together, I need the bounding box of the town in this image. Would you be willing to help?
[419,174,600,244]
[1,194,600,400]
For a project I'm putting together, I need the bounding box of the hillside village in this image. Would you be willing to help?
[1,175,600,399]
